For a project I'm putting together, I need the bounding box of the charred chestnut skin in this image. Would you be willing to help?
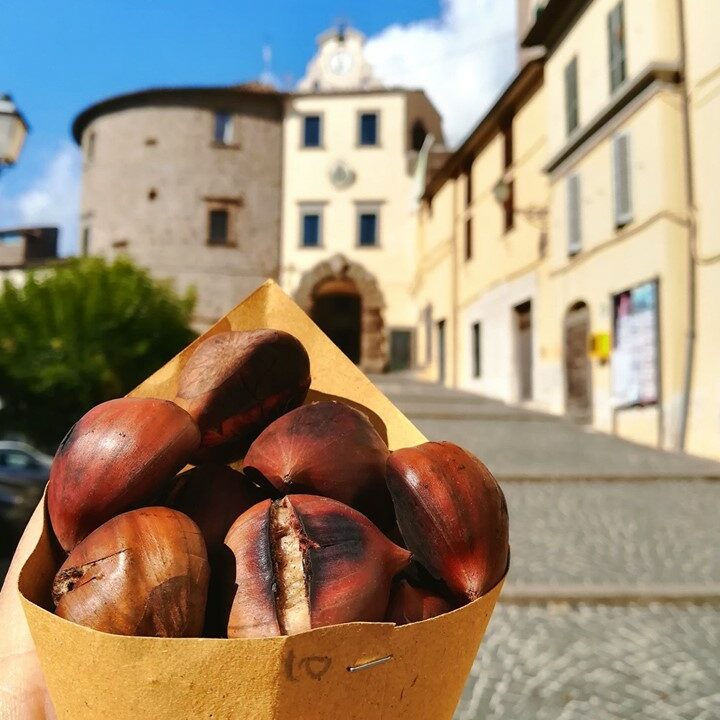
[385,579,454,625]
[225,495,411,638]
[48,397,201,551]
[386,442,509,601]
[175,329,311,461]
[243,401,392,528]
[53,507,210,637]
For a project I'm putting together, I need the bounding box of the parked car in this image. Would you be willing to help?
[0,440,52,550]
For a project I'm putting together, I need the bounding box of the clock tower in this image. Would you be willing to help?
[297,25,382,92]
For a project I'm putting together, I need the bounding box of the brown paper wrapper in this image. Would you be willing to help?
[18,280,504,720]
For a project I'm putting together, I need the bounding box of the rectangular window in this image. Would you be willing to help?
[208,209,229,245]
[359,112,379,146]
[504,180,515,233]
[214,112,234,144]
[613,133,633,227]
[567,173,582,255]
[465,164,473,207]
[424,305,432,363]
[357,207,379,247]
[608,2,627,93]
[472,322,482,378]
[300,210,322,247]
[565,57,579,136]
[303,115,321,147]
[81,226,90,256]
[86,132,96,161]
[464,217,473,261]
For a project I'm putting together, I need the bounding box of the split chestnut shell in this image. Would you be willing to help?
[175,329,311,461]
[386,442,509,601]
[48,397,201,551]
[225,494,411,638]
[52,507,210,637]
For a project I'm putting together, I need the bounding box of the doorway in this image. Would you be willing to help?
[514,300,533,401]
[310,278,362,364]
[389,330,413,371]
[564,301,592,424]
[436,319,446,384]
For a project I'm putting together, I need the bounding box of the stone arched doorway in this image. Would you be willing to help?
[564,301,592,424]
[295,255,386,372]
[311,277,362,363]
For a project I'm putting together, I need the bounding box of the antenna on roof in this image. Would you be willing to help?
[261,43,274,86]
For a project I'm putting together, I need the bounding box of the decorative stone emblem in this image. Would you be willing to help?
[328,160,356,189]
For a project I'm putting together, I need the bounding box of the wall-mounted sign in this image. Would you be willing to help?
[611,280,659,407]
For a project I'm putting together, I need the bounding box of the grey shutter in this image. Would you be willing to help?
[608,3,626,92]
[567,174,582,255]
[565,58,579,135]
[613,133,632,226]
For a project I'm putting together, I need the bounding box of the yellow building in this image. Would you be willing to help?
[414,60,548,405]
[280,27,445,373]
[415,0,720,460]
[683,1,720,459]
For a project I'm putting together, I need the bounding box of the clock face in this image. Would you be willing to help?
[328,50,354,76]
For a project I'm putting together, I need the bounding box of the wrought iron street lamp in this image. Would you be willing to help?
[492,177,549,256]
[0,94,29,175]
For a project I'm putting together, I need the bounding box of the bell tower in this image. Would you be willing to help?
[297,25,382,93]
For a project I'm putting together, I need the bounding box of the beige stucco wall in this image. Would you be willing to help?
[413,181,456,383]
[683,0,720,459]
[79,98,283,327]
[543,44,690,448]
[415,79,548,396]
[545,0,680,157]
[280,91,431,330]
[455,83,549,403]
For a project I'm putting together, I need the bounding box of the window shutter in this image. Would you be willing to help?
[613,133,632,227]
[565,58,579,135]
[608,3,626,92]
[567,174,582,255]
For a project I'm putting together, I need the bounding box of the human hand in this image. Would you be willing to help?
[0,503,56,719]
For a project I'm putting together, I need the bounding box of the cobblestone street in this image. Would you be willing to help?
[373,374,720,720]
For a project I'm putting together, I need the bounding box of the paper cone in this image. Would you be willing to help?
[19,280,504,720]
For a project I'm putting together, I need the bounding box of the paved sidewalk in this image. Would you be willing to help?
[372,374,720,480]
[371,374,720,720]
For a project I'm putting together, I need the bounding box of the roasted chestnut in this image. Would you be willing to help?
[175,329,311,461]
[225,495,411,638]
[48,397,201,551]
[386,579,454,625]
[167,464,265,555]
[386,442,509,600]
[243,401,393,528]
[53,507,209,637]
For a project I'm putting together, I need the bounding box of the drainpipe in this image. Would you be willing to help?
[676,0,697,452]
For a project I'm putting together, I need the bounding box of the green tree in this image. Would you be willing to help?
[0,256,196,452]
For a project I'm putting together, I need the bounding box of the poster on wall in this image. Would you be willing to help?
[611,280,659,407]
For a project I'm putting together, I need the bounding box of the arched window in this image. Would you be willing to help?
[411,120,427,151]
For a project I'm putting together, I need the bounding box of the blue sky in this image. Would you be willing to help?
[0,0,516,254]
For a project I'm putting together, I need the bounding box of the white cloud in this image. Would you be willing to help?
[365,0,517,147]
[0,141,82,257]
